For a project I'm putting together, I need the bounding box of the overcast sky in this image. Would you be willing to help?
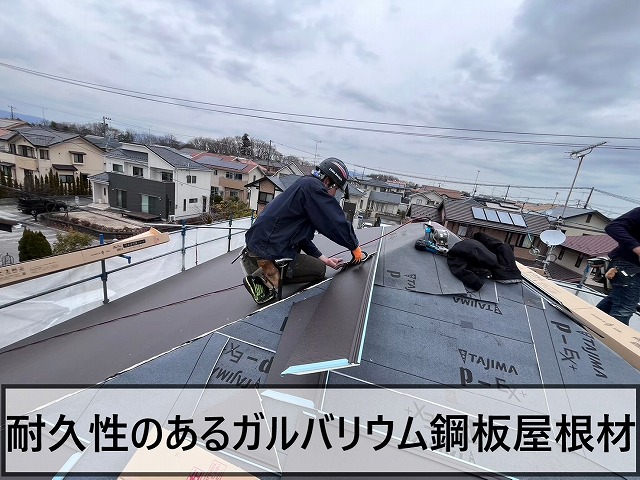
[2,0,639,217]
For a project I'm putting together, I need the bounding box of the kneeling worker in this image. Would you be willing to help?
[242,157,363,304]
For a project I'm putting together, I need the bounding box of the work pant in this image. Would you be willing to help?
[241,249,326,289]
[596,259,640,326]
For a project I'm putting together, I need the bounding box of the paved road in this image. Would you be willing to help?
[0,205,64,265]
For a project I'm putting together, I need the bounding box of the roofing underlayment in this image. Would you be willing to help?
[1,223,638,478]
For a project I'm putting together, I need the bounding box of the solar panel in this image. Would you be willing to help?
[471,207,486,220]
[510,213,528,227]
[484,209,500,222]
[497,210,514,224]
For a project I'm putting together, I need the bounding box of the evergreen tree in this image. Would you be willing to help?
[18,229,52,262]
[239,133,253,158]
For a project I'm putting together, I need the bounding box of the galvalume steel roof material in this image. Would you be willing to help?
[1,223,638,478]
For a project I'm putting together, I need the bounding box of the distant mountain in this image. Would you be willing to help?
[0,110,45,125]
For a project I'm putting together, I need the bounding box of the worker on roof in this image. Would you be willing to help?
[596,207,640,326]
[241,157,363,304]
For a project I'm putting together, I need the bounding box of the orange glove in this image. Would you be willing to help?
[351,246,363,264]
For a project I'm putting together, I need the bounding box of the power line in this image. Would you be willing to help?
[4,62,640,150]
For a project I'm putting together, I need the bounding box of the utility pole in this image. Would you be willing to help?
[584,187,594,209]
[558,141,606,227]
[503,185,510,201]
[102,116,111,138]
[472,170,480,196]
[268,140,272,172]
[313,139,321,165]
[8,105,15,119]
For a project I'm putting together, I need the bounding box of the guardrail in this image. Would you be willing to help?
[0,216,253,350]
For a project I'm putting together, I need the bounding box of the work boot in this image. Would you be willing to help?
[243,275,276,304]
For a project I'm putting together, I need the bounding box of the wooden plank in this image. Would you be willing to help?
[0,228,170,287]
[517,262,640,371]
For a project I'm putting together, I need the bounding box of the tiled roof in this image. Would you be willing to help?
[408,204,442,222]
[546,262,584,283]
[0,128,15,140]
[544,206,598,219]
[88,172,109,183]
[270,174,303,191]
[84,135,122,150]
[443,198,550,235]
[148,145,209,170]
[13,126,79,147]
[561,234,618,256]
[178,147,207,157]
[418,186,466,199]
[368,191,402,204]
[193,153,257,173]
[0,119,28,129]
[357,178,391,188]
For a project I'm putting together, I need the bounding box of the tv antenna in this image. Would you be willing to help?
[557,141,606,228]
[539,229,567,277]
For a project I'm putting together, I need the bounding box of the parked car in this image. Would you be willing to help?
[17,197,67,214]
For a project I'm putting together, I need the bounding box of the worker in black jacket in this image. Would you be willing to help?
[242,157,363,304]
[596,207,640,325]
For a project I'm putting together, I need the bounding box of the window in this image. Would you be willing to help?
[9,144,16,154]
[133,166,143,177]
[189,198,198,203]
[258,192,274,204]
[558,247,565,260]
[225,172,233,179]
[416,199,423,205]
[458,225,468,237]
[213,170,218,175]
[229,190,240,198]
[253,175,256,182]
[72,153,85,163]
[186,175,196,183]
[161,171,173,182]
[586,213,593,223]
[575,254,584,269]
[39,149,49,160]
[234,173,243,180]
[0,164,11,177]
[113,164,124,173]
[103,188,106,196]
[516,234,533,249]
[19,145,35,158]
[183,199,186,211]
[211,187,219,196]
[60,175,74,184]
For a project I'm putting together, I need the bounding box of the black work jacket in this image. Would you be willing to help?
[606,207,640,266]
[245,176,359,261]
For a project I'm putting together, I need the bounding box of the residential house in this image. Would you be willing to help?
[356,177,404,194]
[441,197,550,262]
[245,175,302,214]
[549,234,618,285]
[192,153,264,203]
[543,206,610,236]
[410,186,466,207]
[0,118,29,129]
[89,143,212,220]
[0,126,104,186]
[245,173,358,221]
[272,162,304,177]
[366,191,403,223]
